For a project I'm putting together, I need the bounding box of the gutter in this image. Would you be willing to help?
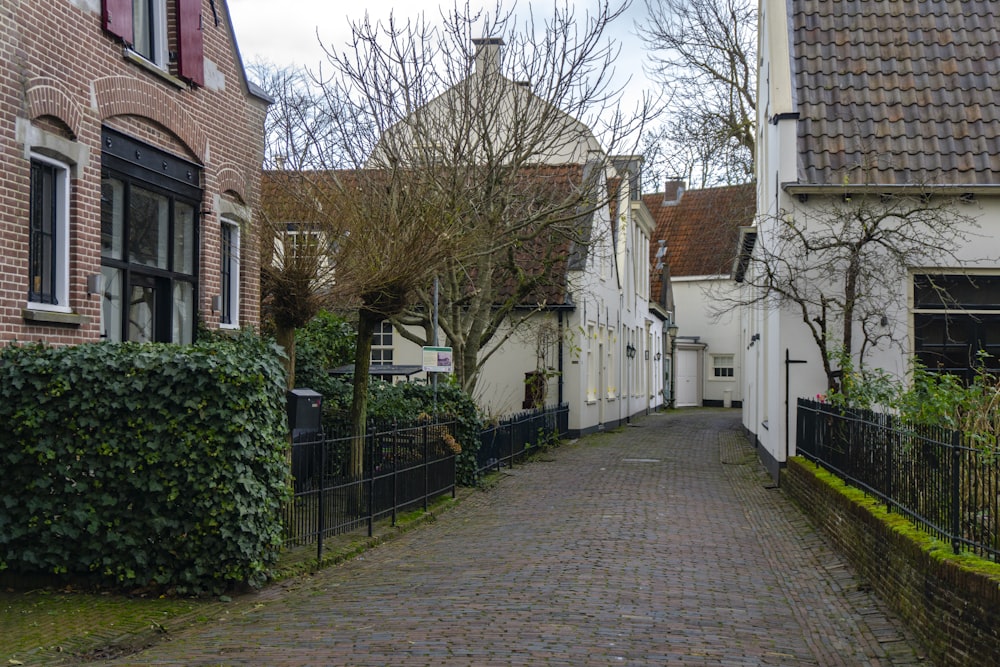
[783,182,1000,197]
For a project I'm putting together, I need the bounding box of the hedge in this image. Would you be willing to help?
[0,333,289,594]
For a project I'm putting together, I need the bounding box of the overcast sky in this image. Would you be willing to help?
[227,0,657,104]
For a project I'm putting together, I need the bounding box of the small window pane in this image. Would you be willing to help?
[129,186,169,269]
[128,282,157,343]
[174,201,195,275]
[220,221,239,326]
[29,160,57,304]
[101,266,123,342]
[101,178,125,259]
[173,280,194,344]
[132,0,153,59]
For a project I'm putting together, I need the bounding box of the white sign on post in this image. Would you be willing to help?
[422,346,453,373]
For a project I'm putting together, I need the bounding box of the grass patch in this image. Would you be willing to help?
[1,490,469,664]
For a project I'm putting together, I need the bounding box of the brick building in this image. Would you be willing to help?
[0,0,268,345]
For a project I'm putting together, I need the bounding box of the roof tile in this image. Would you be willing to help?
[643,183,756,303]
[793,0,1000,186]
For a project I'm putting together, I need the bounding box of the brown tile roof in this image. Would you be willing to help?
[643,183,756,302]
[793,0,1000,186]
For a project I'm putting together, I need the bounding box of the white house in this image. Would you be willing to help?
[746,0,1000,479]
[645,181,755,409]
[374,39,659,435]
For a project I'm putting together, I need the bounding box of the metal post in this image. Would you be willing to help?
[367,424,375,537]
[433,277,439,417]
[317,435,325,562]
[951,430,961,554]
[784,348,808,483]
[423,423,429,513]
[391,422,398,527]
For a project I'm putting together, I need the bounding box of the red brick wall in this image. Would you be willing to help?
[0,0,266,344]
[783,458,1000,667]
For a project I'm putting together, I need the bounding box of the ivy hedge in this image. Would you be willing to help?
[0,333,289,594]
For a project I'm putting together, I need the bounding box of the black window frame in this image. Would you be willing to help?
[913,274,1000,381]
[28,158,60,305]
[220,220,238,326]
[100,129,201,343]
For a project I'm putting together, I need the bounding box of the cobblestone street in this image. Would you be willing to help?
[99,409,929,666]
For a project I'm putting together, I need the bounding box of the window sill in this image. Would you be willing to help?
[123,49,188,89]
[22,308,85,327]
[219,323,239,331]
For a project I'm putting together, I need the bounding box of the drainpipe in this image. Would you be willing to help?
[557,310,564,405]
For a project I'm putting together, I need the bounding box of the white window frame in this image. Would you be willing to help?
[585,325,597,402]
[220,218,240,329]
[711,353,735,379]
[371,320,394,365]
[27,153,71,313]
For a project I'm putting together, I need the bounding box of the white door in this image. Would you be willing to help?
[675,348,699,407]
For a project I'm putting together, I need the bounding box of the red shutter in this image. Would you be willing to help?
[176,0,205,86]
[102,0,133,44]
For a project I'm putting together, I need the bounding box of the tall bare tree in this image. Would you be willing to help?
[638,0,756,188]
[258,1,651,472]
[313,1,651,397]
[262,169,461,477]
[724,184,978,393]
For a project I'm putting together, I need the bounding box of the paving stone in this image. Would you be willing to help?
[96,409,930,666]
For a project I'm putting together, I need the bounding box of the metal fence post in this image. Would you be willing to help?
[367,423,376,538]
[391,421,398,527]
[317,434,326,562]
[423,422,430,513]
[951,430,961,554]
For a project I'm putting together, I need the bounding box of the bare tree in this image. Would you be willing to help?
[726,184,978,393]
[262,169,461,477]
[258,0,651,473]
[312,1,651,397]
[638,0,756,187]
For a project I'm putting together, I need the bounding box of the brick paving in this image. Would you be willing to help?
[97,409,930,666]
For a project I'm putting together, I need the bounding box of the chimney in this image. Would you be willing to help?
[663,179,685,206]
[472,37,504,77]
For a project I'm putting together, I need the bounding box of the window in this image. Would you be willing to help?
[102,0,204,85]
[220,220,240,327]
[100,129,200,344]
[131,0,167,66]
[586,325,596,401]
[371,321,393,365]
[913,274,1000,380]
[28,155,70,310]
[712,354,735,378]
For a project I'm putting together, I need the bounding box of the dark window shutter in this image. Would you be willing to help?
[176,0,205,86]
[103,0,133,44]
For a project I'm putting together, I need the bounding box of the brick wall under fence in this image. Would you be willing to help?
[782,458,1000,667]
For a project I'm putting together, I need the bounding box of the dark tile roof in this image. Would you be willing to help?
[643,183,756,303]
[793,0,1000,186]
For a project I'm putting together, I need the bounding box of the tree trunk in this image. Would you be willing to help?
[348,308,378,479]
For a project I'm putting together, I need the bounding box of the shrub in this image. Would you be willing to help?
[311,377,484,486]
[0,332,289,594]
[828,354,1000,450]
[295,311,356,388]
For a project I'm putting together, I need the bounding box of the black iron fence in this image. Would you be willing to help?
[283,420,457,561]
[796,398,1000,561]
[476,403,570,473]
